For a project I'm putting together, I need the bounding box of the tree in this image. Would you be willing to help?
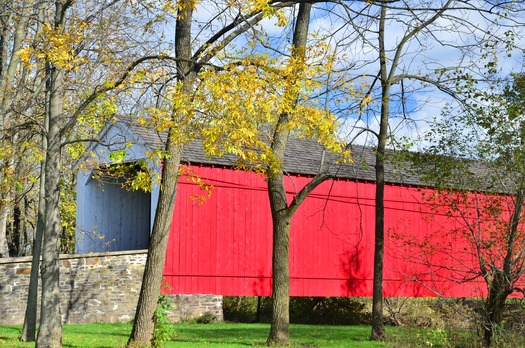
[125,1,355,344]
[126,0,286,345]
[37,2,68,342]
[263,5,350,344]
[10,0,158,345]
[333,1,525,340]
[404,73,525,347]
[194,6,351,345]
[21,154,45,342]
[265,5,314,343]
[371,2,457,339]
[0,0,40,259]
[125,1,193,342]
[0,0,53,341]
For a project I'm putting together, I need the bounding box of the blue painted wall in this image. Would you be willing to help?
[76,121,160,253]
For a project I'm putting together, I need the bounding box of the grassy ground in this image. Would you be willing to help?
[0,322,487,347]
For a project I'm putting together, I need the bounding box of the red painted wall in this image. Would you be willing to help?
[163,165,505,298]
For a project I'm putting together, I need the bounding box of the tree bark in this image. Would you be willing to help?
[21,123,47,342]
[36,2,68,347]
[0,200,9,257]
[36,66,64,348]
[369,1,454,341]
[370,4,388,341]
[127,1,193,346]
[126,140,183,347]
[482,268,512,347]
[266,3,312,345]
[36,131,62,348]
[0,0,35,259]
[267,174,292,345]
[481,191,523,347]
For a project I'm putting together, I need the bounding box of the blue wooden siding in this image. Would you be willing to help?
[75,121,157,253]
[76,171,151,253]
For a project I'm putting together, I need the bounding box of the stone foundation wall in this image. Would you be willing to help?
[0,250,222,325]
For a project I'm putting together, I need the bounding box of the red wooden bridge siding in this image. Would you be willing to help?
[163,165,486,298]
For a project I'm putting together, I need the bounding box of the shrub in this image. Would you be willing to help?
[223,296,370,325]
[289,297,371,325]
[196,312,218,324]
[151,293,175,348]
[223,296,272,323]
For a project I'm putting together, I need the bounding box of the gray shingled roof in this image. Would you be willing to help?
[121,117,427,186]
[123,116,515,194]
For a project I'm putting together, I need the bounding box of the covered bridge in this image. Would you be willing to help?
[76,117,514,298]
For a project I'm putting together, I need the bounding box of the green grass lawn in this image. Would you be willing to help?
[0,322,479,347]
[170,323,387,347]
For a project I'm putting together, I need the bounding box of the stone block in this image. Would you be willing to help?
[15,267,31,274]
[85,257,99,266]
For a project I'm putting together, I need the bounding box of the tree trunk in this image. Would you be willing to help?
[13,205,20,256]
[126,141,183,347]
[481,189,519,348]
[36,66,64,348]
[370,103,388,341]
[267,174,292,345]
[127,1,193,345]
[36,140,62,348]
[371,4,388,341]
[266,3,311,345]
[36,3,67,344]
[0,201,9,257]
[21,138,46,342]
[482,269,512,347]
[0,0,35,259]
[256,296,262,323]
[368,1,454,341]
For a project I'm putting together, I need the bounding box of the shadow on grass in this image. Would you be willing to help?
[172,325,269,346]
[0,326,30,348]
[1,323,388,347]
[172,323,385,347]
[62,323,131,348]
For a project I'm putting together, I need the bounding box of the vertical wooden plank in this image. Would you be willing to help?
[208,166,218,294]
[180,177,190,290]
[164,163,498,298]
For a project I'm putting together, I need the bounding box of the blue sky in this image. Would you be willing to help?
[171,0,525,148]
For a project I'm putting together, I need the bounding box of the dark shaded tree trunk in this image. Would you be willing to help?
[482,269,512,347]
[256,296,262,323]
[21,198,45,341]
[21,136,46,342]
[481,191,523,347]
[370,4,388,341]
[369,2,452,340]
